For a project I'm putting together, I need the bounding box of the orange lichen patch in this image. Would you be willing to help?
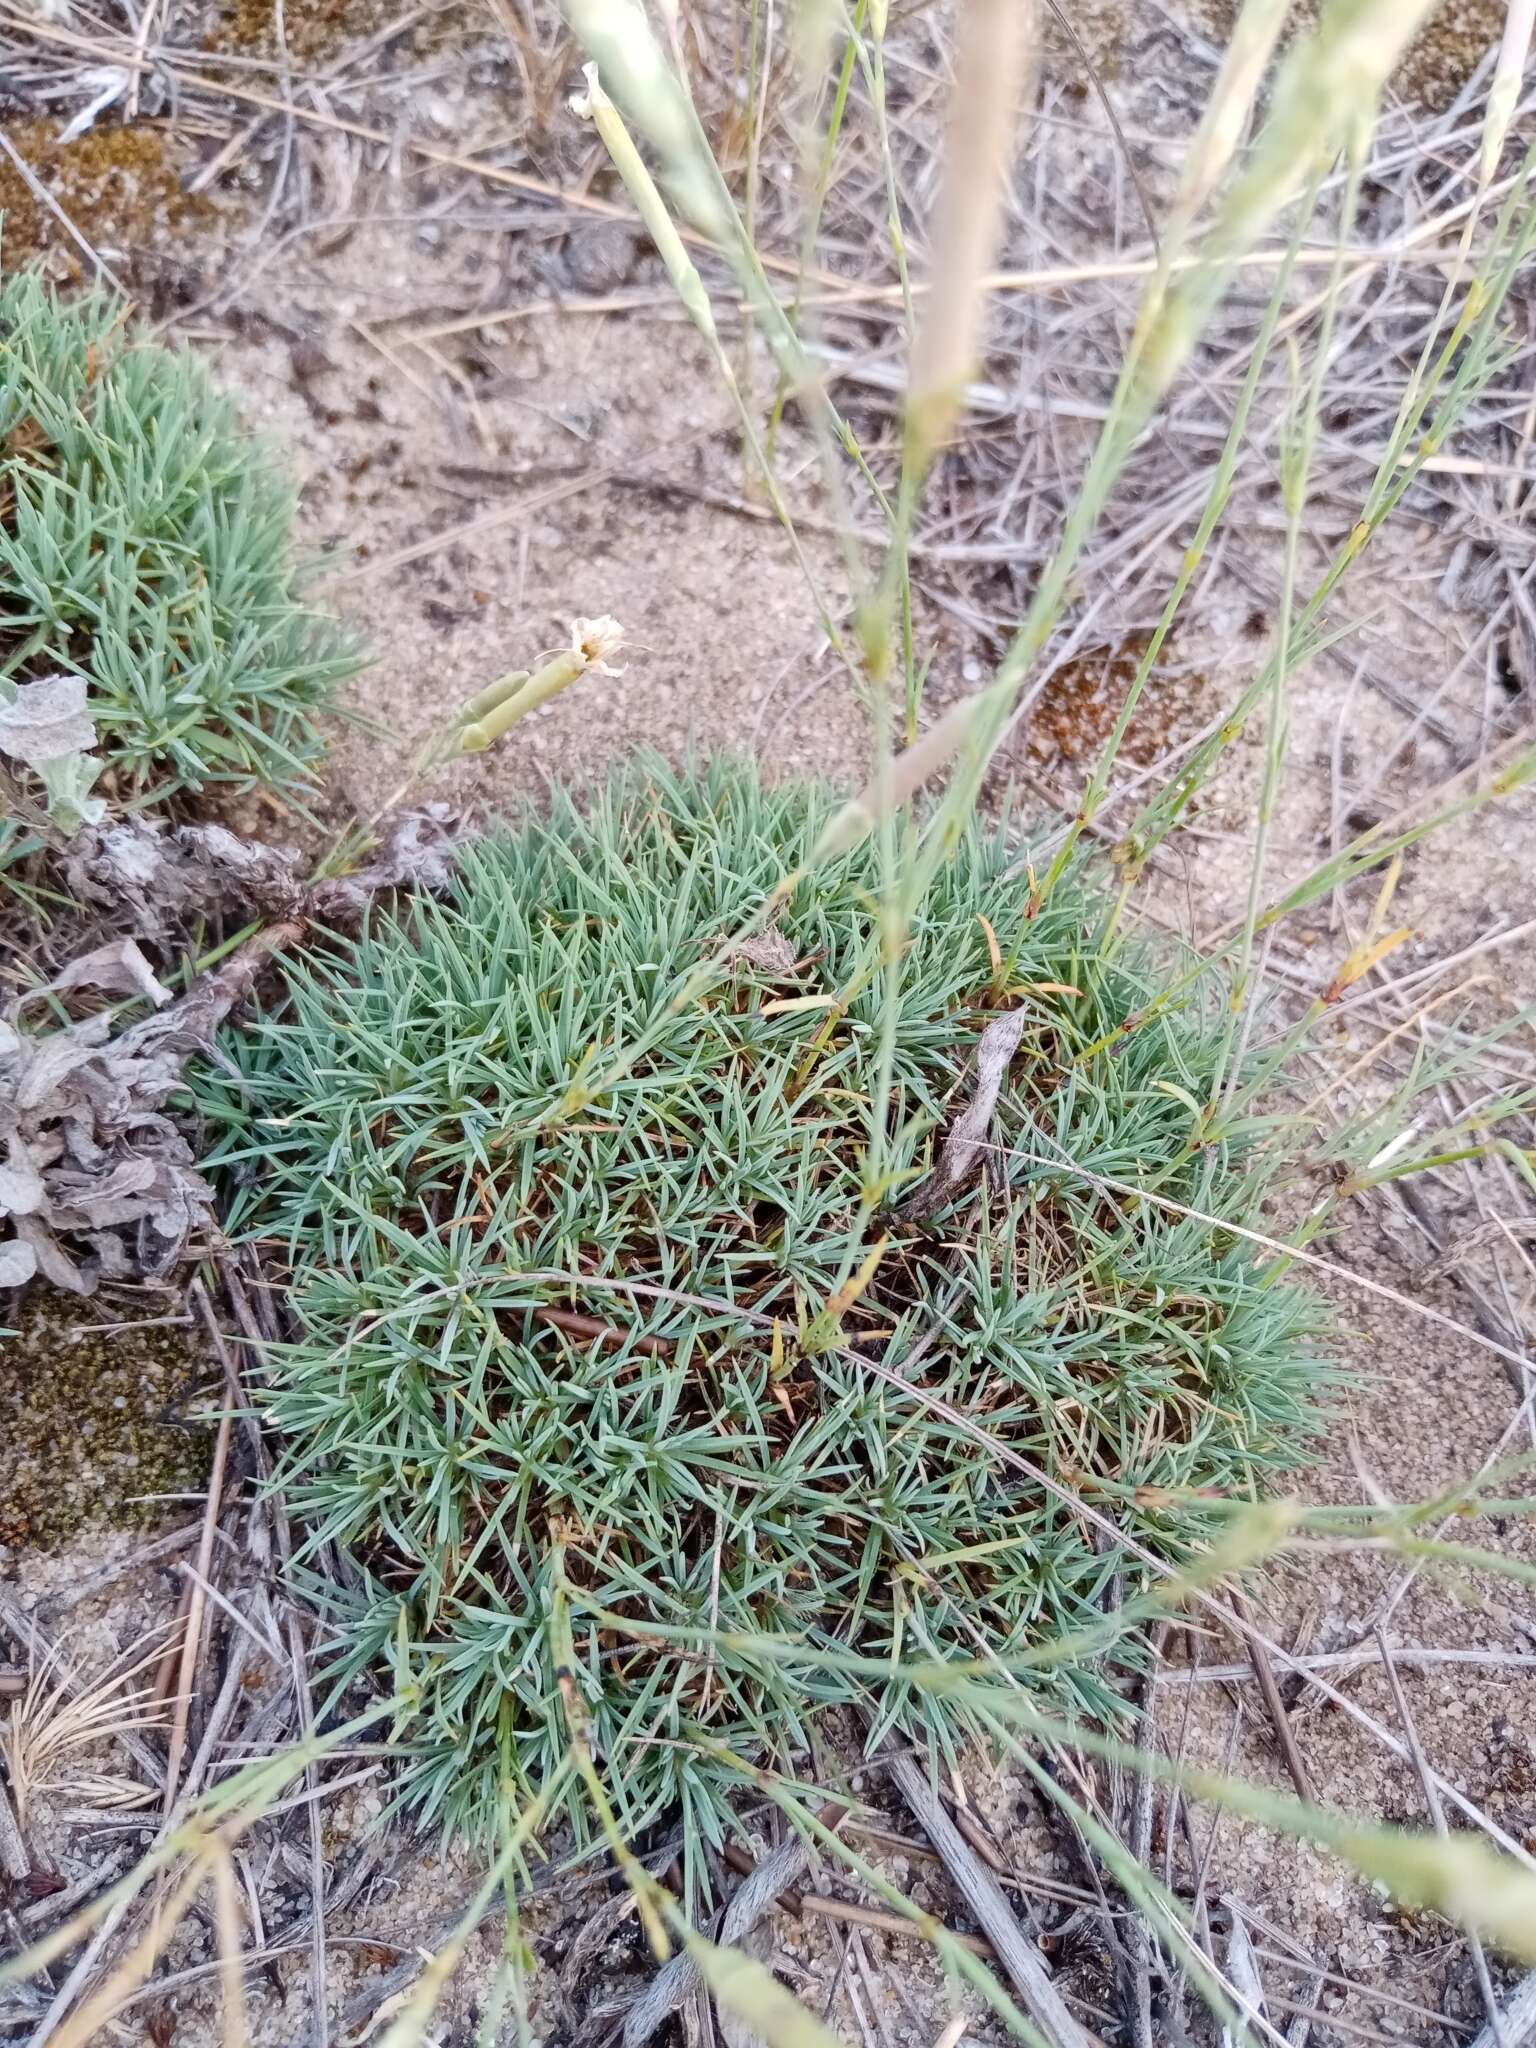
[1024,634,1208,773]
[0,120,211,274]
[215,0,374,60]
[1184,0,1504,112]
[212,0,473,65]
[1394,0,1509,107]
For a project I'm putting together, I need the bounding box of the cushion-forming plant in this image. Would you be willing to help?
[0,272,357,809]
[201,761,1326,1887]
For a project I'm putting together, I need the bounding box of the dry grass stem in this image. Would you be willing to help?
[907,0,1035,457]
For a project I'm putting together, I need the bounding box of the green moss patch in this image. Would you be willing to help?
[0,1289,211,1552]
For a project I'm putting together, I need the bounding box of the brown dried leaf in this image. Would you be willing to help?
[0,674,96,768]
[62,817,304,937]
[897,1006,1027,1223]
[45,938,171,1008]
[65,809,464,936]
[0,924,297,1294]
[716,930,799,980]
[305,805,462,922]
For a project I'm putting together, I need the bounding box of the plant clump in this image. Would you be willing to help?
[0,272,359,807]
[200,762,1327,1878]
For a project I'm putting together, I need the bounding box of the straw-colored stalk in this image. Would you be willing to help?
[563,0,729,243]
[858,0,1441,899]
[1134,0,1438,411]
[813,694,984,861]
[571,62,853,658]
[1171,0,1290,220]
[906,0,1034,462]
[1484,0,1535,185]
[571,61,721,337]
[209,1842,250,2048]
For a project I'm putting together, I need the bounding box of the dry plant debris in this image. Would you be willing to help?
[0,933,275,1294]
[0,806,465,1293]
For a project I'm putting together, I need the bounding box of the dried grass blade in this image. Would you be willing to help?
[1483,0,1535,184]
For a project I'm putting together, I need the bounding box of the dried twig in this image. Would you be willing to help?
[621,1831,813,2048]
[1469,1972,1536,2048]
[1121,1626,1165,2048]
[0,1772,30,1882]
[883,1748,1091,2048]
[1230,1589,1315,1805]
[193,1275,332,2048]
[161,1281,238,1820]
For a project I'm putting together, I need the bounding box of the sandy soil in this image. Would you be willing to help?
[2,1,1534,2044]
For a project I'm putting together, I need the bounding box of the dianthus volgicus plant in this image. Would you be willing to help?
[0,273,358,811]
[201,759,1327,1895]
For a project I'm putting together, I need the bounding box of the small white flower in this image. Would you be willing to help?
[570,614,625,676]
[569,61,601,121]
